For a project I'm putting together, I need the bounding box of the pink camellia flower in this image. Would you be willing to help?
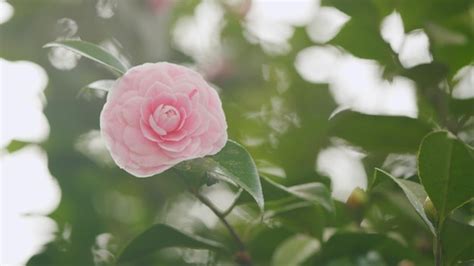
[100,62,228,177]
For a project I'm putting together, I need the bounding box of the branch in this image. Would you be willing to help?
[222,188,243,217]
[191,190,252,265]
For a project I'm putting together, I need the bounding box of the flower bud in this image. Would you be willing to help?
[423,196,437,222]
[346,187,368,209]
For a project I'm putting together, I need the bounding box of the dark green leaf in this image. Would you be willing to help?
[275,204,326,240]
[441,218,474,265]
[321,232,415,264]
[450,98,474,117]
[418,131,474,223]
[272,234,320,266]
[262,176,334,212]
[373,168,436,235]
[209,140,264,211]
[247,227,294,264]
[43,40,128,75]
[118,224,226,264]
[246,198,326,240]
[402,63,449,89]
[329,110,432,153]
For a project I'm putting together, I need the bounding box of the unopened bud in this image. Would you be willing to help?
[346,187,368,209]
[234,251,252,266]
[423,197,437,222]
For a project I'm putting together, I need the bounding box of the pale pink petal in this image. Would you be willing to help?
[100,62,228,177]
[145,81,173,98]
[160,129,187,142]
[171,137,201,158]
[148,114,167,136]
[122,127,158,155]
[174,107,187,132]
[158,137,192,153]
[140,118,161,142]
[175,93,192,114]
[121,97,144,126]
[140,93,177,120]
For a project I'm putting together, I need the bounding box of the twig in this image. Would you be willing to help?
[435,236,442,266]
[222,188,243,217]
[192,191,246,250]
[172,168,252,265]
[191,190,253,265]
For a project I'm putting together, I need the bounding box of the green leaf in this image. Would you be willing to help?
[262,176,334,212]
[418,131,474,223]
[402,63,449,89]
[245,197,327,239]
[321,232,415,264]
[237,197,324,239]
[450,98,474,117]
[441,218,474,265]
[209,140,264,211]
[329,110,432,153]
[83,79,115,92]
[321,0,395,68]
[43,40,128,75]
[4,140,29,153]
[373,168,436,235]
[262,198,314,218]
[272,234,320,266]
[117,224,226,264]
[247,227,294,264]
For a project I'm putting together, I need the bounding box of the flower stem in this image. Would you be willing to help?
[191,190,252,265]
[171,168,252,265]
[222,188,243,217]
[434,236,442,266]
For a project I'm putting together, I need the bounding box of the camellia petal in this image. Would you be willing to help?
[100,62,228,177]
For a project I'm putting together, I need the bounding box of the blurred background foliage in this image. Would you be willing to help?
[1,0,473,265]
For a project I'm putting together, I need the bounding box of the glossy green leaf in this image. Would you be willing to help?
[250,197,327,239]
[209,140,264,211]
[247,227,294,264]
[441,218,474,265]
[43,40,128,75]
[450,98,474,117]
[83,79,115,92]
[262,176,334,212]
[402,63,449,89]
[117,224,226,264]
[272,234,320,266]
[262,198,314,218]
[418,131,474,223]
[329,110,432,153]
[321,232,415,264]
[373,168,436,235]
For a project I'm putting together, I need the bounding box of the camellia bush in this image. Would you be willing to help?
[2,0,473,265]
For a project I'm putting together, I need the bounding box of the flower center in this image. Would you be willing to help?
[152,104,180,134]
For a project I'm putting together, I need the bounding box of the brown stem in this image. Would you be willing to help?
[172,169,252,265]
[435,236,442,266]
[222,188,243,217]
[192,190,252,265]
[434,223,443,266]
